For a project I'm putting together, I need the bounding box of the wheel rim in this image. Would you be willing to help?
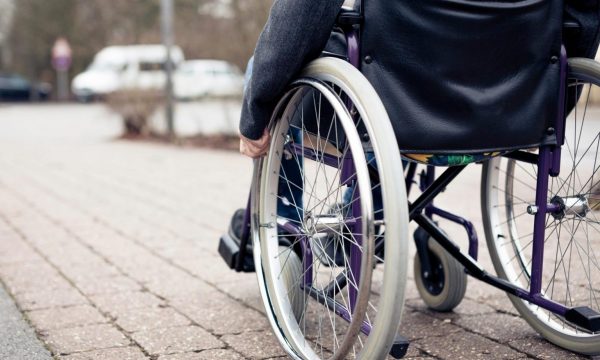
[259,81,374,359]
[483,60,600,345]
[253,57,409,360]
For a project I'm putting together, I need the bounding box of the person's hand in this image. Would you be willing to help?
[240,129,271,158]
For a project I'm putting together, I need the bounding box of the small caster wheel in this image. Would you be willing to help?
[278,246,306,321]
[414,236,467,312]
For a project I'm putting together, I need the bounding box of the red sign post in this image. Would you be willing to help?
[52,38,72,101]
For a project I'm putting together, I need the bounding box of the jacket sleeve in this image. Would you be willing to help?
[239,0,345,140]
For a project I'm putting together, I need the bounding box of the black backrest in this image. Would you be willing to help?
[564,0,600,59]
[360,0,564,154]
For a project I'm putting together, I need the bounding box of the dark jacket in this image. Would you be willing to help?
[239,0,344,140]
[240,0,564,154]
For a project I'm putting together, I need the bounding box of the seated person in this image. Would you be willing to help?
[239,0,349,158]
[229,0,355,250]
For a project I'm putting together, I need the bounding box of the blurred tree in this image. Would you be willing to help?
[174,0,271,69]
[0,0,15,68]
[7,0,77,86]
[71,0,161,80]
[3,0,272,94]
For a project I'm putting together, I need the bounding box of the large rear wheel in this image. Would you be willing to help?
[252,57,410,359]
[482,58,600,355]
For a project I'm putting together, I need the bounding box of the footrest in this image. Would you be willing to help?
[218,232,255,273]
[565,306,600,332]
[389,334,410,359]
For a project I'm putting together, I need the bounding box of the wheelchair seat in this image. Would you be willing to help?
[402,151,507,167]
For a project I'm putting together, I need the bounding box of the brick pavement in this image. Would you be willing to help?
[0,105,595,359]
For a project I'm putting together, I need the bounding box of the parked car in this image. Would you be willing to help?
[0,73,51,101]
[174,60,243,100]
[71,45,185,102]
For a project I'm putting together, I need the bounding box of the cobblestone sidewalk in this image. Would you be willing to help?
[0,105,595,359]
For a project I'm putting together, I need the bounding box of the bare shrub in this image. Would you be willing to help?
[106,89,164,137]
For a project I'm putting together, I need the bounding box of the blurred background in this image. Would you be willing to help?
[0,0,272,145]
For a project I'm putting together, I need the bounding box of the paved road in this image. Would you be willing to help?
[0,104,595,359]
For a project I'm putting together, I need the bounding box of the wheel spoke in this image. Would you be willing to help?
[255,75,407,359]
[484,66,600,345]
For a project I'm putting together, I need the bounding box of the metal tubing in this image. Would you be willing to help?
[546,202,562,214]
[341,150,356,186]
[405,162,417,196]
[291,143,342,170]
[409,166,467,219]
[531,295,568,317]
[424,166,436,218]
[278,220,313,286]
[303,237,314,287]
[551,46,568,176]
[530,146,552,295]
[413,213,483,276]
[428,206,479,260]
[324,271,348,298]
[347,29,360,69]
[413,212,569,315]
[349,178,362,311]
[343,30,361,311]
[304,285,373,336]
[502,151,539,165]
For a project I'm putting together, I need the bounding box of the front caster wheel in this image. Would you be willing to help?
[414,233,467,312]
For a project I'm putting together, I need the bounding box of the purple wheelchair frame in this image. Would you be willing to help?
[401,43,571,319]
[235,16,598,345]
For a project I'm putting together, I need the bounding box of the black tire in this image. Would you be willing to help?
[481,58,600,354]
[414,239,467,312]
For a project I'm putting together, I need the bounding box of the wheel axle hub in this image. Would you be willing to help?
[549,195,590,220]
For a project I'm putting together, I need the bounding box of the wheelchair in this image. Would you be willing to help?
[220,1,600,358]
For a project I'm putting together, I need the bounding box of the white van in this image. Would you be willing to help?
[72,45,184,101]
[174,60,244,100]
